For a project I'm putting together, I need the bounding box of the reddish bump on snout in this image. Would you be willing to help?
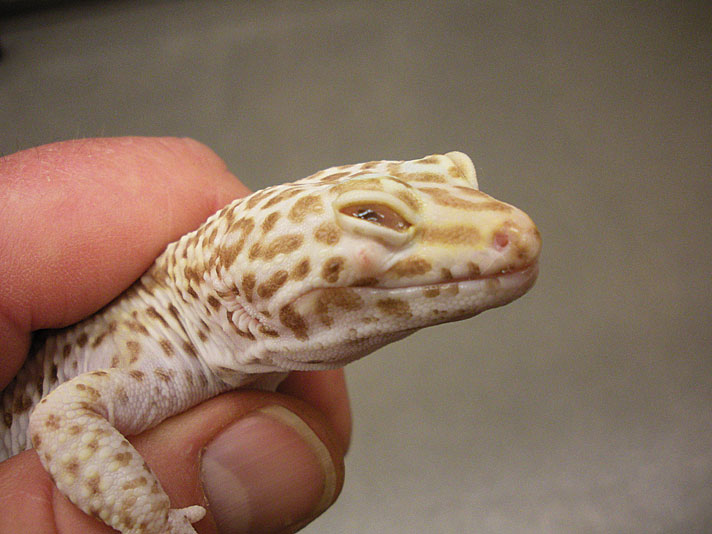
[493,230,509,250]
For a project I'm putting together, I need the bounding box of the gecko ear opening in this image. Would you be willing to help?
[445,151,478,189]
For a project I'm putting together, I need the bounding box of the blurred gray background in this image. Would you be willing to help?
[1,1,710,533]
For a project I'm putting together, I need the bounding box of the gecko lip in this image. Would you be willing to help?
[379,260,540,292]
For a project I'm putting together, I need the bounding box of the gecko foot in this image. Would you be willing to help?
[165,505,206,533]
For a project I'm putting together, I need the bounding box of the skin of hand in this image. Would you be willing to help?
[0,137,351,534]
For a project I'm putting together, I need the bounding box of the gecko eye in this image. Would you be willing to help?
[340,203,411,232]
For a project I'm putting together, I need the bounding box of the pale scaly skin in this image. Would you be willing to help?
[1,152,541,533]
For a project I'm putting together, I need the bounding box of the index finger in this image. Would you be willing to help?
[0,137,249,385]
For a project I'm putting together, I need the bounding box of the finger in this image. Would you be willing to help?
[0,390,345,534]
[0,137,249,386]
[279,369,352,453]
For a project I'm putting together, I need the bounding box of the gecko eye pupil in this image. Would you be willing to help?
[355,208,380,222]
[340,203,410,231]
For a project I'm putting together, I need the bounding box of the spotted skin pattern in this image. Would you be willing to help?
[1,152,541,533]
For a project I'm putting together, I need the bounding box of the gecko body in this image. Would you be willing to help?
[1,152,541,533]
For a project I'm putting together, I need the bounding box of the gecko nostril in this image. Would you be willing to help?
[493,230,509,250]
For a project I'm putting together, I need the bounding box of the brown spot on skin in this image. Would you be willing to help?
[454,185,487,198]
[207,295,220,309]
[257,270,289,299]
[315,288,363,326]
[387,256,432,277]
[242,273,256,303]
[218,237,246,268]
[321,257,345,283]
[262,188,302,209]
[319,171,350,183]
[122,476,149,491]
[31,433,40,447]
[44,414,61,430]
[245,188,272,209]
[61,344,71,358]
[396,190,420,211]
[146,308,169,330]
[386,162,404,176]
[420,187,480,210]
[263,234,304,261]
[248,242,262,260]
[184,265,203,284]
[441,268,454,281]
[259,325,280,337]
[90,370,109,378]
[183,340,198,358]
[291,258,310,281]
[279,304,309,341]
[65,459,79,474]
[314,222,341,245]
[333,178,384,194]
[121,495,138,509]
[415,155,441,165]
[288,194,324,223]
[81,385,101,401]
[168,304,181,321]
[467,261,481,278]
[129,370,145,381]
[377,298,412,318]
[422,226,481,245]
[186,286,199,299]
[116,387,129,405]
[423,286,440,298]
[407,171,447,183]
[154,368,172,382]
[198,330,208,342]
[126,340,140,357]
[68,424,82,435]
[444,283,460,296]
[261,211,281,233]
[159,339,174,356]
[110,355,120,367]
[77,333,88,347]
[114,452,132,466]
[184,370,195,387]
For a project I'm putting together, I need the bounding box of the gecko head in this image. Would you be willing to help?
[208,152,541,372]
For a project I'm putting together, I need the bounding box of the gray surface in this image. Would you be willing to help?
[2,1,711,532]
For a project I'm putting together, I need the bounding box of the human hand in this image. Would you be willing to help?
[0,137,351,533]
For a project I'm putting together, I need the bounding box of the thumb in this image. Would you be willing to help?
[0,390,345,534]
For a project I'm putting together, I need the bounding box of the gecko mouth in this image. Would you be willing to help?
[272,262,539,370]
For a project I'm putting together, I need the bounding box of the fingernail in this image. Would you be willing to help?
[201,405,337,533]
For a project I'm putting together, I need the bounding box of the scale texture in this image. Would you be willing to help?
[1,152,540,533]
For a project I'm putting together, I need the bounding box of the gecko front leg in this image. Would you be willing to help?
[28,364,222,534]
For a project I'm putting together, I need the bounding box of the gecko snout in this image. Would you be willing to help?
[492,214,542,268]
